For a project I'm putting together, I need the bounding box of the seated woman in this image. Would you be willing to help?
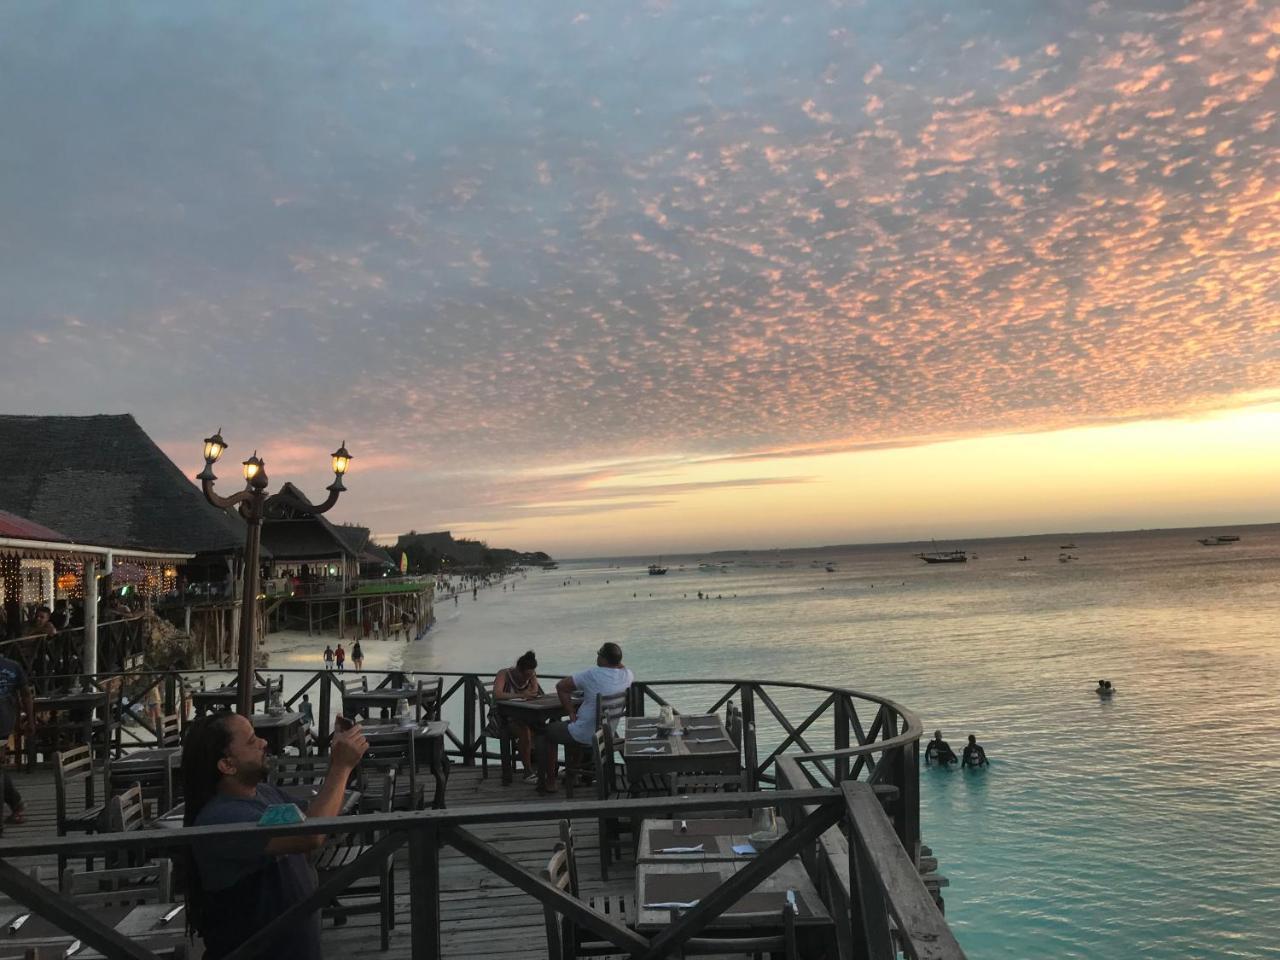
[491,651,543,782]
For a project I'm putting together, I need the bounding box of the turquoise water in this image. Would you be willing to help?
[404,525,1280,959]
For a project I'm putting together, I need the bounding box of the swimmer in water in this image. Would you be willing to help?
[961,734,988,768]
[924,729,958,766]
[1096,679,1115,696]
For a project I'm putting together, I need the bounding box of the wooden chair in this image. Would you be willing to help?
[155,713,182,749]
[316,835,396,950]
[562,691,628,799]
[53,745,106,874]
[102,783,147,866]
[414,676,443,722]
[668,708,751,797]
[53,860,190,960]
[270,755,331,788]
[541,819,635,960]
[591,727,633,881]
[358,729,424,812]
[477,683,520,781]
[673,902,797,959]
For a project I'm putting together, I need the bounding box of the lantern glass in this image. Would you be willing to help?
[242,454,263,482]
[331,443,352,476]
[203,432,226,463]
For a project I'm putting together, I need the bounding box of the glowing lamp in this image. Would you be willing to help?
[203,430,227,464]
[331,442,352,477]
[242,452,264,482]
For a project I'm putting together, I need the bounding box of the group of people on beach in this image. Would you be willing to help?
[321,642,364,671]
[924,730,989,768]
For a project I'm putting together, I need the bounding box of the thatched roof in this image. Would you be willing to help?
[0,414,249,555]
[260,482,358,562]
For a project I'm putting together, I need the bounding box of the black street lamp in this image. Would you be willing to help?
[197,430,352,714]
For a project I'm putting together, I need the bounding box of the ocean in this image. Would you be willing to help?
[403,524,1280,959]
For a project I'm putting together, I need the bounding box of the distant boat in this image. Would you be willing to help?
[1198,535,1239,546]
[1059,542,1076,549]
[648,560,668,575]
[825,563,836,572]
[1216,535,1240,542]
[915,548,967,564]
[1017,556,1031,562]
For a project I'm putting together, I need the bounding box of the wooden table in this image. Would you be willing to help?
[251,711,307,756]
[622,715,740,781]
[493,693,570,785]
[111,747,183,813]
[191,683,270,715]
[638,817,774,862]
[341,682,439,721]
[361,720,451,809]
[635,858,833,955]
[28,690,110,768]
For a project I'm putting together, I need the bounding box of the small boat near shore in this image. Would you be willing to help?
[915,549,967,564]
[1198,535,1240,546]
[647,562,668,575]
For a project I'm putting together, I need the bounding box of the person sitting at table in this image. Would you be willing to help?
[26,605,57,638]
[490,650,543,782]
[536,642,633,793]
[180,710,368,959]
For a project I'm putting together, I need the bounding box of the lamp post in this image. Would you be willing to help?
[197,430,352,715]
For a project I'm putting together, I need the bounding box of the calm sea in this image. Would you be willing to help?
[403,524,1280,959]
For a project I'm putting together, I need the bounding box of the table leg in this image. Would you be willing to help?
[500,731,513,785]
[431,740,448,810]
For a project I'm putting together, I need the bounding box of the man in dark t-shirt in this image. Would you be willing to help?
[183,712,368,959]
[0,656,34,823]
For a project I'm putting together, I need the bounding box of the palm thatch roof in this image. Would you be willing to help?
[0,414,249,555]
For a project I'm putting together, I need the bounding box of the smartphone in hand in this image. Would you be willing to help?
[335,714,354,732]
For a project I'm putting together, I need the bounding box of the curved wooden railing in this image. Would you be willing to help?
[6,665,956,959]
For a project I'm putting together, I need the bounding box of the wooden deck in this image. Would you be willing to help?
[1,763,629,959]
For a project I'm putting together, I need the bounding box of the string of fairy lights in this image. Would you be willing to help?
[0,554,179,607]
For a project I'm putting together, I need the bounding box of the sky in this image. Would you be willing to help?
[1,1,1277,557]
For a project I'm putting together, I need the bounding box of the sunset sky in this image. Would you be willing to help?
[1,1,1277,556]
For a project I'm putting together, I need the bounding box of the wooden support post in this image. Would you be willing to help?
[845,786,894,960]
[409,826,441,960]
[740,683,757,783]
[834,694,850,783]
[463,676,476,766]
[82,559,98,676]
[318,671,332,755]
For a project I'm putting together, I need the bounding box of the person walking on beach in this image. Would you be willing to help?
[961,734,989,768]
[0,654,34,824]
[351,640,364,671]
[180,710,368,959]
[334,644,346,672]
[322,645,334,670]
[536,642,633,793]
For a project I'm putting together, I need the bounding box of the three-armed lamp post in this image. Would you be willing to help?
[197,430,352,714]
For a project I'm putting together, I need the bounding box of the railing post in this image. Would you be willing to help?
[163,671,176,716]
[834,694,850,783]
[740,683,757,782]
[409,825,441,960]
[847,793,895,960]
[896,740,920,864]
[318,670,332,755]
[463,675,476,766]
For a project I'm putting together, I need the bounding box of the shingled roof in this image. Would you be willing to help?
[0,414,249,555]
[260,483,358,562]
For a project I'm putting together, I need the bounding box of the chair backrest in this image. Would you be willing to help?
[680,902,796,958]
[105,783,147,834]
[53,745,96,824]
[596,691,627,735]
[270,756,330,787]
[593,727,624,801]
[60,859,172,906]
[157,713,182,748]
[415,677,444,722]
[726,702,743,749]
[540,826,574,960]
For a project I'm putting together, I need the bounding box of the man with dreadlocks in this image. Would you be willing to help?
[181,711,368,958]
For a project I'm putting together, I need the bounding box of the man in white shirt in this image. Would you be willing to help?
[537,642,633,793]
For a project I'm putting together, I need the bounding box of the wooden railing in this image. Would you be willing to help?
[5,665,959,958]
[0,617,147,686]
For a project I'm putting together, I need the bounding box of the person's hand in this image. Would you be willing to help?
[567,709,578,724]
[329,724,369,769]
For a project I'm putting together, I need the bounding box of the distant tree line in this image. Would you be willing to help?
[393,529,552,575]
